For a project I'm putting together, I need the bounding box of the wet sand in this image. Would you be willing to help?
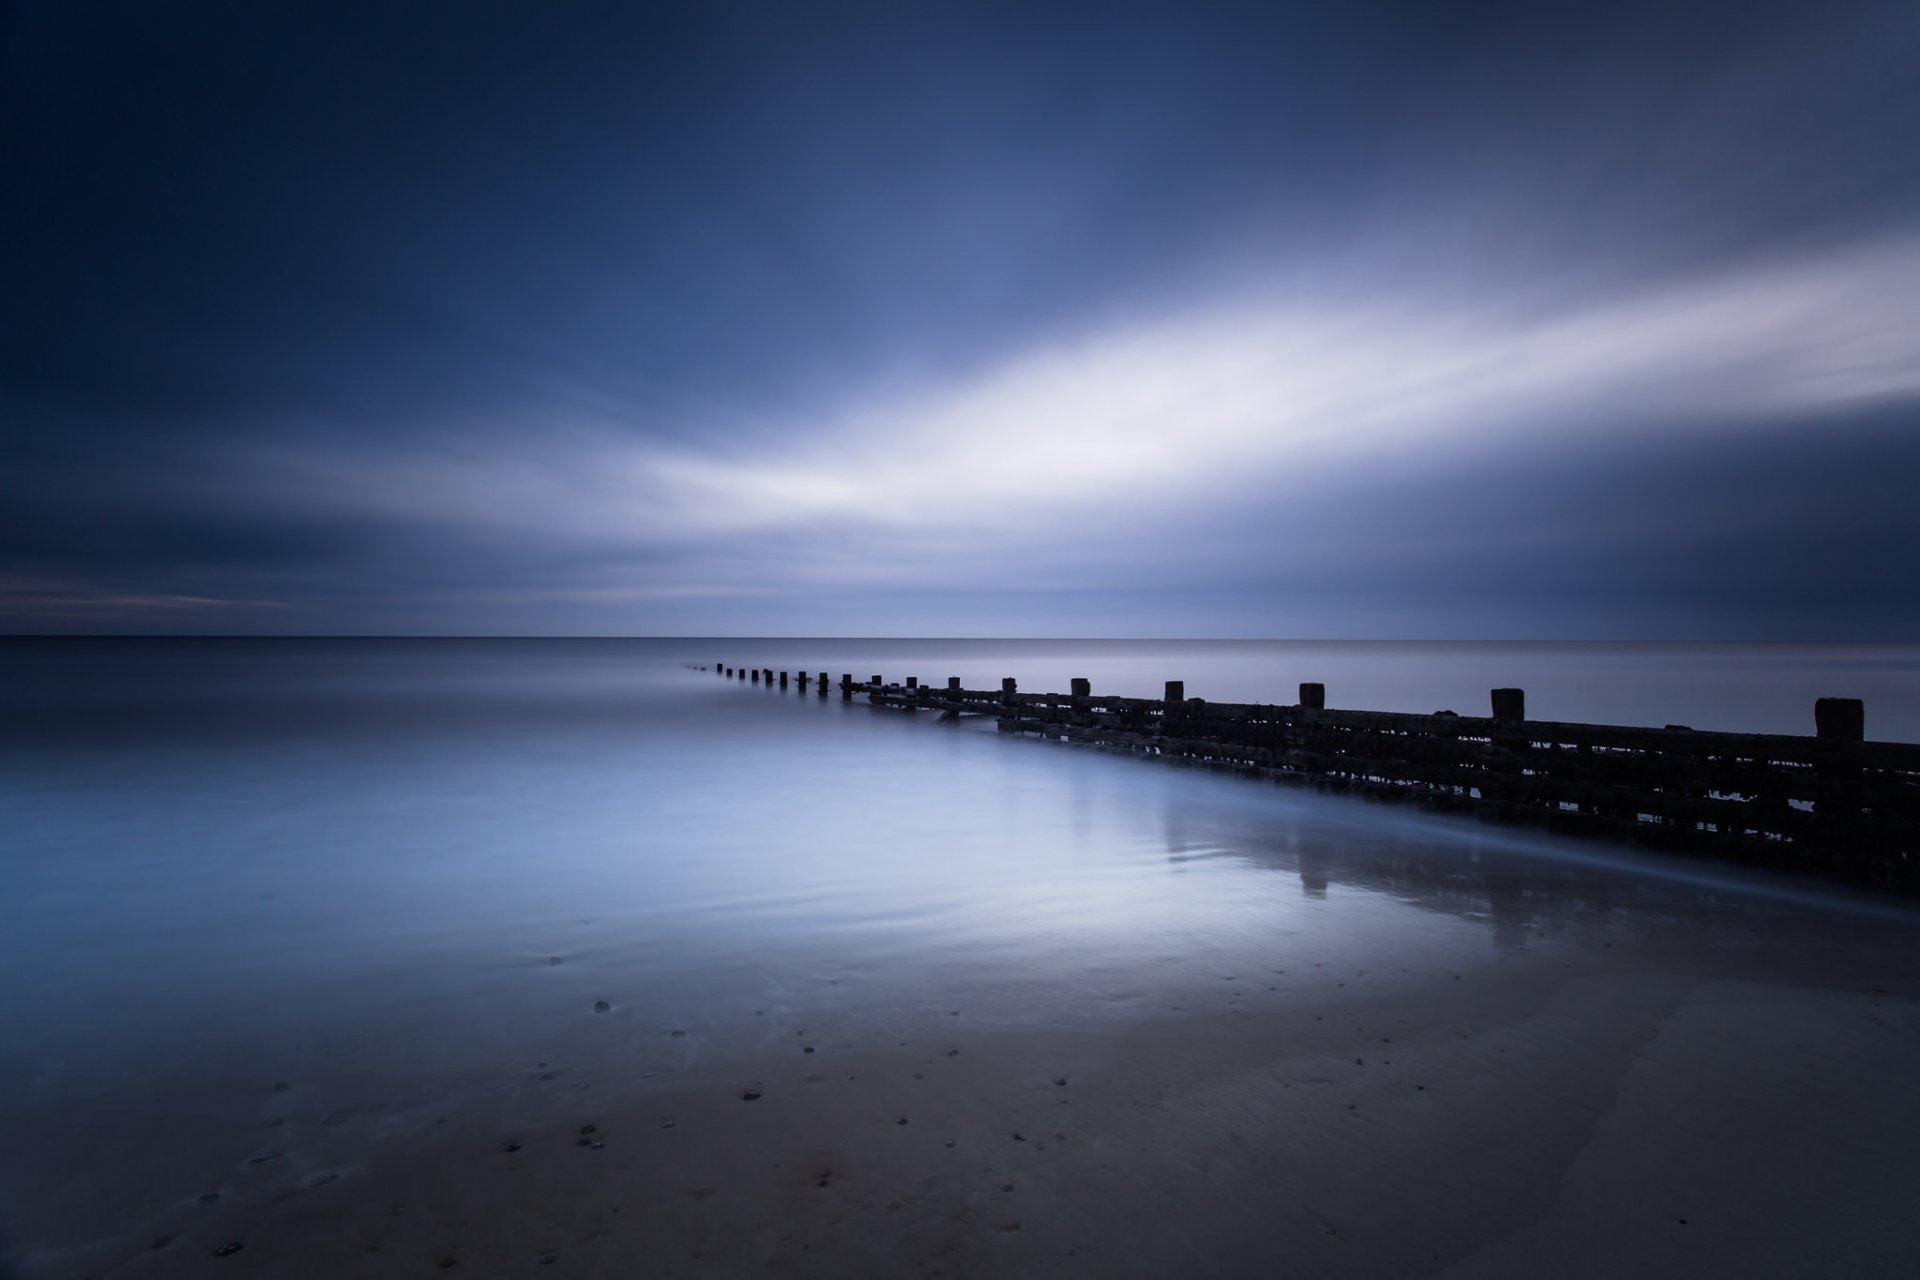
[25,922,1920,1280]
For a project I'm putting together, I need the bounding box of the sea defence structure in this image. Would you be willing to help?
[716,664,1919,891]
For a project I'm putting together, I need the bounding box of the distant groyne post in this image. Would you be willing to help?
[1300,682,1325,711]
[1817,697,1865,741]
[1491,687,1526,721]
[1165,680,1184,703]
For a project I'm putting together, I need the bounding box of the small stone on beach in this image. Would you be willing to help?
[213,1242,244,1257]
[593,1000,611,1013]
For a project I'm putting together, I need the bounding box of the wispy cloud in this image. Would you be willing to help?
[261,234,1919,553]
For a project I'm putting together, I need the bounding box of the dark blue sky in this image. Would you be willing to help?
[4,0,1918,637]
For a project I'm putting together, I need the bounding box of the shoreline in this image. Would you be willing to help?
[23,931,1920,1279]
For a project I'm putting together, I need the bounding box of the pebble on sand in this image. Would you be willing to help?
[213,1242,244,1257]
[741,1089,763,1101]
[592,1000,612,1013]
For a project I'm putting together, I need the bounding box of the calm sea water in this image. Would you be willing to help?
[2,637,1917,1269]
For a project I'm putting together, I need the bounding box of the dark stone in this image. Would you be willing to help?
[1054,1077,1067,1086]
[247,1151,280,1165]
[498,1141,521,1153]
[579,1124,596,1135]
[741,1089,762,1101]
[198,1191,221,1204]
[151,1234,174,1250]
[592,1000,611,1013]
[213,1242,244,1257]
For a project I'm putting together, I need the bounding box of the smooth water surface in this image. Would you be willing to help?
[2,638,1917,1269]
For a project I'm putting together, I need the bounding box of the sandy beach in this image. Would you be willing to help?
[20,900,1920,1280]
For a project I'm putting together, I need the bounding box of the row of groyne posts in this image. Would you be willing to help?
[714,664,1919,890]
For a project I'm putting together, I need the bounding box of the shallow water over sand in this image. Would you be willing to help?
[3,639,1918,1277]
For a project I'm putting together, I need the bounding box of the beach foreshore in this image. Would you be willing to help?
[22,929,1920,1280]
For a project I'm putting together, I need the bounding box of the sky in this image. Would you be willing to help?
[2,0,1918,639]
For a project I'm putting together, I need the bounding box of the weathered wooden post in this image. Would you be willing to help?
[752,668,760,684]
[1164,680,1184,703]
[1815,698,1864,741]
[1491,688,1525,722]
[948,676,961,692]
[1002,677,1017,700]
[841,673,854,699]
[870,675,883,686]
[718,663,725,675]
[798,672,808,688]
[1070,677,1090,698]
[906,676,918,689]
[818,672,828,695]
[779,671,788,688]
[1299,682,1324,710]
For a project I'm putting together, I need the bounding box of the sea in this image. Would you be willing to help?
[2,637,1918,1273]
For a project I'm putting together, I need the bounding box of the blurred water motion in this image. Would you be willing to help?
[2,638,1916,1262]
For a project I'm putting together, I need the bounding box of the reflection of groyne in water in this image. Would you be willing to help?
[713,664,1919,891]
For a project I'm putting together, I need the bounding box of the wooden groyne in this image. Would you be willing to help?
[713,664,1920,891]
